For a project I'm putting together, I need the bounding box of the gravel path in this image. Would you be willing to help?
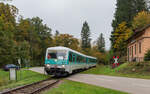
[67,74,150,94]
[29,67,47,74]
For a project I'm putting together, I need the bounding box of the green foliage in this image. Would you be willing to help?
[104,50,114,65]
[144,50,150,61]
[111,0,148,52]
[112,0,148,30]
[81,21,91,51]
[97,33,105,53]
[15,17,53,66]
[0,3,18,67]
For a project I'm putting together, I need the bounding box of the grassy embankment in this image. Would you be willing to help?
[43,80,128,94]
[0,69,50,91]
[83,62,150,79]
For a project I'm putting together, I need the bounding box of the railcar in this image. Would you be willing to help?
[44,46,97,76]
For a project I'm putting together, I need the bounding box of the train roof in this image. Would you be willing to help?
[47,46,97,59]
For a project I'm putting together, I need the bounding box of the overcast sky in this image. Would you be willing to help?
[8,0,116,50]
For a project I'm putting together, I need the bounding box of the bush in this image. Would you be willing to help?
[144,50,150,61]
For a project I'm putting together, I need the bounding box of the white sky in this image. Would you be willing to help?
[7,0,116,50]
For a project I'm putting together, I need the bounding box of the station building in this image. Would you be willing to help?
[127,24,150,62]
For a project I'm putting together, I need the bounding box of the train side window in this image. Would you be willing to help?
[86,58,88,63]
[83,58,86,63]
[69,52,72,62]
[82,57,85,63]
[77,55,81,63]
[77,55,79,62]
[73,54,76,63]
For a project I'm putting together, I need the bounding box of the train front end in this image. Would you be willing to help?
[44,48,68,76]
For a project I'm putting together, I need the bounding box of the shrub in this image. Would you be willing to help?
[144,50,150,61]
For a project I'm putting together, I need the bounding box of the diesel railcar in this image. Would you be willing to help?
[44,46,97,76]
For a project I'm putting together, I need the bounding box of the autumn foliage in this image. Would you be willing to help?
[132,11,150,30]
[113,22,132,56]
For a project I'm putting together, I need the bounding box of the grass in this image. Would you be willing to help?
[82,62,150,79]
[43,80,128,94]
[0,69,50,91]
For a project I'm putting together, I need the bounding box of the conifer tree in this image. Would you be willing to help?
[81,21,91,50]
[97,33,105,53]
[111,0,148,49]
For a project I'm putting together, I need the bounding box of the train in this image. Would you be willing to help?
[44,46,97,76]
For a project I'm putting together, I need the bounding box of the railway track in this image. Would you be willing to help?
[1,79,59,94]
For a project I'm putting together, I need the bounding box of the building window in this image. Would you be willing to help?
[135,44,136,55]
[128,48,129,60]
[132,46,133,57]
[130,47,131,55]
[139,42,141,53]
[128,48,129,56]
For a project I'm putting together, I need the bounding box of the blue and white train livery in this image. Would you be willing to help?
[44,46,97,76]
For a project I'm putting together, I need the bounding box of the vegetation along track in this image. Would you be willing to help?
[1,79,59,94]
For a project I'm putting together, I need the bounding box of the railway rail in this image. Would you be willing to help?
[1,79,59,94]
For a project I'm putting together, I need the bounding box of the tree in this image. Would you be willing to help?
[112,0,148,30]
[132,11,150,29]
[81,21,91,51]
[0,3,54,67]
[111,0,148,50]
[16,17,52,66]
[16,41,30,67]
[113,22,132,56]
[97,33,105,53]
[0,3,18,67]
[55,30,59,36]
[53,34,79,51]
[0,3,18,28]
[0,30,17,66]
[29,17,52,66]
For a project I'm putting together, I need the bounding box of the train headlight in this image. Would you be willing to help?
[62,65,65,68]
[46,64,50,68]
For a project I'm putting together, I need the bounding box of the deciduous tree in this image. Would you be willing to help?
[113,22,132,56]
[132,11,150,29]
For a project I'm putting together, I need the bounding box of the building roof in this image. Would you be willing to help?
[127,24,150,42]
[47,46,97,59]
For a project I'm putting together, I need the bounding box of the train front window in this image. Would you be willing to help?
[48,53,57,59]
[57,52,66,59]
[47,50,66,60]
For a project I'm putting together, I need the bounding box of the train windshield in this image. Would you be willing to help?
[47,50,67,60]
